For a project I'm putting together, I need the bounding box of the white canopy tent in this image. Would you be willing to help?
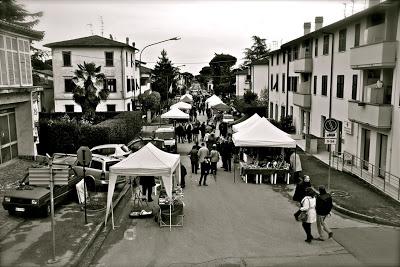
[105,143,181,229]
[170,101,192,110]
[180,94,193,103]
[232,117,296,148]
[161,108,190,120]
[232,113,261,133]
[205,94,223,108]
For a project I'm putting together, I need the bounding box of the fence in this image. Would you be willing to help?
[330,151,400,201]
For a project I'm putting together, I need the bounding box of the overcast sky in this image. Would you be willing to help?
[23,0,368,75]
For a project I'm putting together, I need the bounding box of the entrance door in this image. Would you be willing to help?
[362,129,370,170]
[378,134,388,177]
[337,121,343,153]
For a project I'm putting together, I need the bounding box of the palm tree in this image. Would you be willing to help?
[72,62,109,120]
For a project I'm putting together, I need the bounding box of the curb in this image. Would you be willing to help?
[68,182,131,267]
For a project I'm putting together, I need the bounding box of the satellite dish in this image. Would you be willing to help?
[376,80,383,88]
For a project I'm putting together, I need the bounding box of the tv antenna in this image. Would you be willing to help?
[343,2,347,18]
[100,16,104,37]
[87,23,93,35]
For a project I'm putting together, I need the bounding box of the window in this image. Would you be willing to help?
[282,74,285,93]
[0,111,18,164]
[336,75,344,98]
[270,74,274,90]
[283,52,285,64]
[288,77,291,91]
[140,77,147,86]
[339,29,347,52]
[126,51,128,67]
[367,13,385,28]
[105,52,114,66]
[290,106,293,116]
[322,75,328,96]
[127,103,131,111]
[313,76,317,95]
[89,160,103,170]
[323,35,329,55]
[131,53,133,67]
[276,53,279,65]
[293,46,298,60]
[314,38,318,57]
[354,24,360,47]
[271,55,273,66]
[62,51,71,67]
[65,105,74,113]
[104,79,117,92]
[270,103,274,118]
[351,75,358,100]
[64,78,75,93]
[288,50,292,62]
[127,78,131,92]
[275,104,278,121]
[292,77,298,92]
[275,74,279,91]
[107,104,116,112]
[281,106,285,119]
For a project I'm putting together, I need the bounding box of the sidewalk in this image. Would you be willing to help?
[296,146,400,227]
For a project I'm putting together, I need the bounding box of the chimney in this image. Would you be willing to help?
[126,37,129,45]
[132,42,135,49]
[304,22,311,35]
[315,16,323,31]
[368,0,380,7]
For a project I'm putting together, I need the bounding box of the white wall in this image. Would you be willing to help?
[235,74,247,96]
[269,51,288,121]
[251,64,268,96]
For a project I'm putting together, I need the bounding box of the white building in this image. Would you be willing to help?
[249,59,269,97]
[140,65,152,94]
[45,35,140,112]
[263,0,400,179]
[235,69,249,97]
[0,20,43,164]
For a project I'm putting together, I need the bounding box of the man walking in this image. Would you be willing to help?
[197,143,209,186]
[315,185,333,241]
[209,144,220,178]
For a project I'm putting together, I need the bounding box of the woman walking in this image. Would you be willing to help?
[299,187,317,243]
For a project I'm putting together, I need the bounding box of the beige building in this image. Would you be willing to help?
[0,20,43,165]
[45,35,140,112]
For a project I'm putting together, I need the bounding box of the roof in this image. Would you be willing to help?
[0,20,44,40]
[33,69,53,77]
[235,69,248,75]
[140,65,152,74]
[251,58,269,65]
[44,35,138,50]
[281,0,398,48]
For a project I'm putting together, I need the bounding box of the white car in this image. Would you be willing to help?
[222,114,234,123]
[90,144,131,158]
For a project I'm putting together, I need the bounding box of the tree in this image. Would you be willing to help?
[138,90,160,112]
[243,35,270,67]
[209,53,237,97]
[0,0,43,29]
[31,47,52,70]
[152,49,178,102]
[197,66,212,90]
[72,62,109,120]
[243,90,258,104]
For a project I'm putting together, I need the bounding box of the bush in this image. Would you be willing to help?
[243,91,258,104]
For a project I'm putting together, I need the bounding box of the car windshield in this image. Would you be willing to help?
[155,132,174,140]
[106,161,120,171]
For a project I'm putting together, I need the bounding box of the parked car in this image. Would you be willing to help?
[2,162,80,217]
[222,114,234,123]
[90,144,131,158]
[154,127,177,153]
[72,154,125,191]
[127,137,165,152]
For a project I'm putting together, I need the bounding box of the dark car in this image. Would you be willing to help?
[2,165,80,217]
[127,137,165,152]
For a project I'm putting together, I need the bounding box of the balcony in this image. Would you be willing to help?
[293,92,311,108]
[294,57,312,73]
[350,41,396,69]
[348,100,392,129]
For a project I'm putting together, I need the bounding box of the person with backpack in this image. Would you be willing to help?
[315,185,333,241]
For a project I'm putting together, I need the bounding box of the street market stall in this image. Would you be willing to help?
[170,101,192,111]
[205,94,223,108]
[105,143,182,230]
[232,113,261,133]
[211,102,230,112]
[232,117,296,184]
[180,94,193,103]
[161,108,190,120]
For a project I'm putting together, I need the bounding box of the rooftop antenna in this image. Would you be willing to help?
[87,23,93,35]
[100,16,104,37]
[343,2,347,18]
[351,0,355,14]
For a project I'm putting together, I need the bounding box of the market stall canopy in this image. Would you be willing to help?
[211,102,230,112]
[205,94,223,107]
[180,94,193,103]
[232,117,296,148]
[232,113,261,133]
[105,142,181,227]
[161,108,190,120]
[170,101,192,110]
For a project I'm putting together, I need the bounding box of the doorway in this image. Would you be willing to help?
[378,133,388,177]
[362,128,371,170]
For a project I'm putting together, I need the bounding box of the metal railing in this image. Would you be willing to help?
[329,151,400,201]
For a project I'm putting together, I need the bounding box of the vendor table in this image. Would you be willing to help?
[157,190,184,228]
[240,162,290,184]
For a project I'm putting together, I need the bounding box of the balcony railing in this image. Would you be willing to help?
[293,92,311,108]
[294,57,312,73]
[350,41,396,69]
[348,100,392,129]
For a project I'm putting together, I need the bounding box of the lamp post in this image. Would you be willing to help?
[137,37,180,109]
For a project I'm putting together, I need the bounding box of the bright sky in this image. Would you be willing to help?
[23,0,368,75]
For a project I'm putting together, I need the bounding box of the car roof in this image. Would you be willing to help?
[91,144,125,150]
[155,127,174,133]
[88,154,121,161]
[127,137,164,146]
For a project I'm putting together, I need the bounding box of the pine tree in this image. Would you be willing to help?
[243,36,270,67]
[152,49,178,102]
[0,0,43,29]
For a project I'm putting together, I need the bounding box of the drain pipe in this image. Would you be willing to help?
[286,49,290,117]
[327,32,334,118]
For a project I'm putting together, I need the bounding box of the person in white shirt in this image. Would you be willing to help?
[300,187,317,243]
[290,151,302,184]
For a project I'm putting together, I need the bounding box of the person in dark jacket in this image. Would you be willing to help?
[180,164,187,188]
[188,145,199,174]
[200,122,206,141]
[315,185,333,240]
[199,157,211,186]
[139,176,155,202]
[293,175,312,203]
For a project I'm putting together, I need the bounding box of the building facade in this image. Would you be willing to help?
[0,20,43,165]
[235,69,250,97]
[250,59,269,97]
[45,35,140,112]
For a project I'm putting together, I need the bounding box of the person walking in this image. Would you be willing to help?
[186,122,193,143]
[192,122,199,143]
[199,157,211,186]
[209,144,220,178]
[188,145,199,174]
[197,143,210,186]
[315,185,333,241]
[180,164,187,189]
[299,187,317,243]
[200,122,206,141]
[293,175,311,203]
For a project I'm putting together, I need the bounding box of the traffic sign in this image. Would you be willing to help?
[77,146,92,166]
[325,138,337,145]
[324,118,338,132]
[324,132,337,139]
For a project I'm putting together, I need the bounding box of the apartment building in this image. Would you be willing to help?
[265,0,400,178]
[45,35,140,112]
[250,59,269,97]
[140,65,152,94]
[235,69,250,97]
[0,20,44,164]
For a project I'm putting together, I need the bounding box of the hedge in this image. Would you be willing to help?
[37,111,143,155]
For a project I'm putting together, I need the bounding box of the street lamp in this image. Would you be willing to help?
[136,37,181,108]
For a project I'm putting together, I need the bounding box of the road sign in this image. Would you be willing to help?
[77,146,92,166]
[324,118,338,132]
[325,138,337,145]
[324,132,337,139]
